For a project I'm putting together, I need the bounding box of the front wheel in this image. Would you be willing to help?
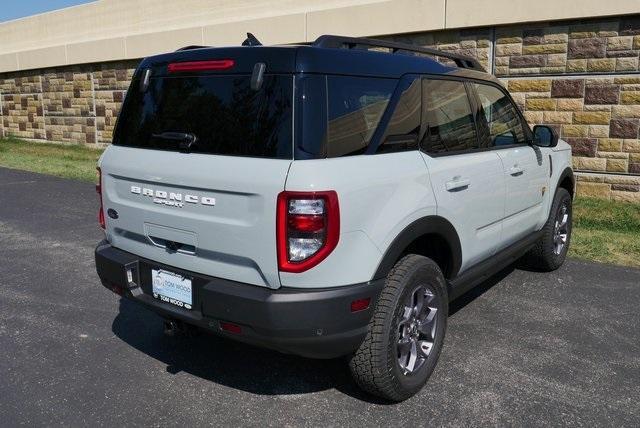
[349,254,448,402]
[523,188,572,271]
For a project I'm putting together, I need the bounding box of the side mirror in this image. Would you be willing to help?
[532,125,559,148]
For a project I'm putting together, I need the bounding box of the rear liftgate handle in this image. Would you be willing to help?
[148,236,196,255]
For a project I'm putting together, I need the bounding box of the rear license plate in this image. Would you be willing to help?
[151,269,192,310]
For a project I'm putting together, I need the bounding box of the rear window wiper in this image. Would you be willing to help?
[151,132,198,153]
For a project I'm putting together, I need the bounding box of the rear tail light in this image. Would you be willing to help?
[167,59,235,73]
[277,191,339,273]
[96,167,105,229]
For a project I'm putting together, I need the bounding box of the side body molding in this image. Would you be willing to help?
[373,215,462,280]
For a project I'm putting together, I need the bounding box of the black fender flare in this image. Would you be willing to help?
[557,167,575,198]
[373,215,462,280]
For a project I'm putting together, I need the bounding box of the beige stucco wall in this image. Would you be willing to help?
[0,0,638,72]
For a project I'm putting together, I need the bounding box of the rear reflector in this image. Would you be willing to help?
[219,321,242,335]
[351,298,371,313]
[106,282,123,296]
[96,167,105,229]
[168,59,235,73]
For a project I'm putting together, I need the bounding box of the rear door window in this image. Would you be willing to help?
[114,74,293,159]
[421,79,479,155]
[326,76,396,157]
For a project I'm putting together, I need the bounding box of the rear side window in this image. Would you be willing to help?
[114,74,293,159]
[473,83,526,147]
[326,76,396,157]
[376,77,422,154]
[421,79,478,154]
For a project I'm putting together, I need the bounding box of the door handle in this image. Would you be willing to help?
[509,166,524,177]
[445,177,470,192]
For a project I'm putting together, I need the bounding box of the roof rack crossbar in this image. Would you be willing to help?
[313,35,484,72]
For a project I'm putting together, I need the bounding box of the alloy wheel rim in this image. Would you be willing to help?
[553,203,569,255]
[397,285,440,375]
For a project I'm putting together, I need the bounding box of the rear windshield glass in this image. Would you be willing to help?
[114,74,293,159]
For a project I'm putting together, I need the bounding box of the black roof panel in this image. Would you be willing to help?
[138,43,499,84]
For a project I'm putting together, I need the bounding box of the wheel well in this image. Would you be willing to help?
[373,216,462,281]
[559,173,575,199]
[401,233,454,279]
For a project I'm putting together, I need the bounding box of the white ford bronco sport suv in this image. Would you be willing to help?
[95,35,574,401]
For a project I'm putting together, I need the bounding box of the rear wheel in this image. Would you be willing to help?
[349,254,448,402]
[523,188,572,271]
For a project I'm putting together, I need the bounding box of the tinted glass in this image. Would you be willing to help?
[326,76,396,157]
[474,83,526,147]
[295,75,328,159]
[377,77,421,154]
[422,79,478,154]
[114,74,293,159]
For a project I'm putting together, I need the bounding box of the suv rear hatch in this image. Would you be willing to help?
[99,48,296,289]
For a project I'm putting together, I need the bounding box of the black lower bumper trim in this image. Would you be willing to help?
[95,240,384,359]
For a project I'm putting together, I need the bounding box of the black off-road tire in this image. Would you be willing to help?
[349,254,448,402]
[523,188,572,271]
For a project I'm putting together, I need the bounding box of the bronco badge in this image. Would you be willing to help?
[130,186,215,208]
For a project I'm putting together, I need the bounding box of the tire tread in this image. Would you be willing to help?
[349,254,446,401]
[522,188,572,271]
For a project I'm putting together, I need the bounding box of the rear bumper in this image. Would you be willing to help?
[95,240,384,359]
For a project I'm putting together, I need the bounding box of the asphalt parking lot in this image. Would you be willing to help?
[1,166,639,426]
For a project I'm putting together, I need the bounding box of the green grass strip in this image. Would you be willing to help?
[0,136,103,182]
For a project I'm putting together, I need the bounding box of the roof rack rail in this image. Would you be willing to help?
[313,35,484,72]
[175,45,209,51]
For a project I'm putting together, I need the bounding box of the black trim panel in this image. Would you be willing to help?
[373,216,462,280]
[557,166,575,197]
[95,240,384,359]
[447,229,543,301]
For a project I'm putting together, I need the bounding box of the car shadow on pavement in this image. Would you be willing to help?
[111,263,522,403]
[111,298,371,399]
[449,264,517,316]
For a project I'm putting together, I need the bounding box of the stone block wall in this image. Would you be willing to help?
[507,76,640,175]
[0,61,136,146]
[576,172,640,202]
[0,76,46,139]
[0,15,639,201]
[493,17,640,76]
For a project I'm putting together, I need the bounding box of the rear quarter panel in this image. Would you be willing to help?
[281,151,436,288]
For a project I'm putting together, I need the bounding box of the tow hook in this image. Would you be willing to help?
[163,319,180,337]
[163,319,199,337]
